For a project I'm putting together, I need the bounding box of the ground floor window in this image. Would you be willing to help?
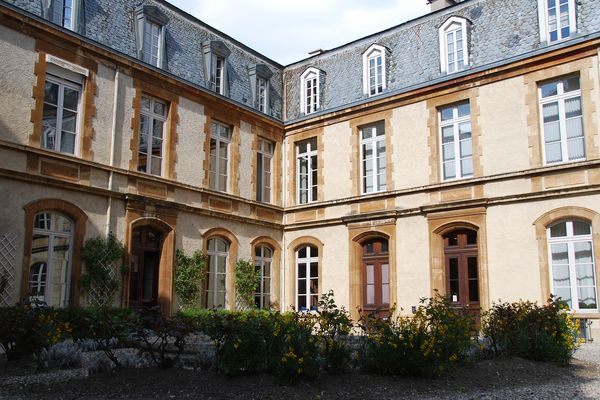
[254,244,272,309]
[296,245,318,311]
[28,212,73,307]
[548,220,598,311]
[444,229,479,308]
[206,237,229,308]
[362,238,390,313]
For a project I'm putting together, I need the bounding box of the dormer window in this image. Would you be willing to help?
[202,41,231,96]
[134,6,169,68]
[249,64,273,114]
[538,0,577,43]
[362,44,388,96]
[45,0,83,32]
[439,16,469,74]
[300,67,322,115]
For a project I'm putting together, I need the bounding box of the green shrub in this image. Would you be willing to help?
[174,249,206,310]
[481,296,579,365]
[359,295,473,376]
[314,290,353,373]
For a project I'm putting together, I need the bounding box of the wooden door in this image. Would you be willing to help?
[362,238,390,316]
[129,227,161,308]
[444,230,480,315]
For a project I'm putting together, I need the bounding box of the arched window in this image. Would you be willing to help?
[296,245,318,311]
[28,212,73,307]
[206,237,229,308]
[362,238,390,313]
[362,44,388,96]
[300,67,321,115]
[254,245,273,309]
[439,17,469,74]
[547,220,597,311]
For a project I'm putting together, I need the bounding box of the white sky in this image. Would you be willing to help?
[168,0,431,65]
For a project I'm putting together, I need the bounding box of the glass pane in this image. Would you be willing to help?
[564,97,582,118]
[460,138,472,157]
[366,264,374,284]
[298,264,306,279]
[54,214,72,232]
[578,287,597,310]
[566,117,583,139]
[441,126,455,144]
[443,161,456,180]
[298,247,306,259]
[573,221,591,236]
[442,143,455,162]
[142,97,151,111]
[63,87,79,111]
[366,284,374,305]
[61,110,77,133]
[440,107,453,121]
[468,257,478,279]
[554,287,572,308]
[460,158,473,176]
[309,246,318,257]
[43,103,58,128]
[550,222,567,237]
[564,77,580,93]
[152,119,163,138]
[576,263,595,287]
[151,156,161,176]
[466,231,477,245]
[575,241,593,264]
[447,232,458,247]
[382,264,389,284]
[551,243,569,265]
[310,279,318,295]
[567,137,585,160]
[51,236,70,307]
[457,103,470,118]
[310,262,318,278]
[469,280,479,303]
[60,131,76,154]
[449,258,459,279]
[541,82,558,98]
[545,142,562,163]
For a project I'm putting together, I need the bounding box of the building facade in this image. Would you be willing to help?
[0,0,599,338]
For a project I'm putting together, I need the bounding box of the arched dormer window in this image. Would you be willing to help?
[300,67,321,115]
[439,16,469,74]
[362,44,388,96]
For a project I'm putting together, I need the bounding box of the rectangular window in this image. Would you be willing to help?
[545,0,576,42]
[51,0,75,30]
[256,139,274,203]
[143,19,162,67]
[42,75,82,155]
[305,74,318,114]
[446,28,464,73]
[368,54,383,96]
[360,122,386,194]
[212,56,225,94]
[210,121,231,192]
[138,96,167,176]
[257,77,267,113]
[539,76,584,164]
[439,102,472,180]
[296,138,318,204]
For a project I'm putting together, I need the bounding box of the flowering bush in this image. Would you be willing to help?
[358,295,473,376]
[481,296,579,365]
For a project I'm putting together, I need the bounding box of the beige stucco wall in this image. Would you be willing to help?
[0,25,36,146]
[396,215,431,313]
[114,74,134,170]
[392,102,430,190]
[90,64,117,166]
[175,96,205,186]
[323,121,352,200]
[478,76,531,176]
[238,120,253,199]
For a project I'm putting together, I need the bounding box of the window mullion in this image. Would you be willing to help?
[56,83,65,151]
[558,98,569,162]
[567,240,578,309]
[454,122,461,178]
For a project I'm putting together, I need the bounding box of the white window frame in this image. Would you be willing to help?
[143,19,163,68]
[362,44,387,96]
[360,122,386,194]
[296,138,318,204]
[212,55,226,95]
[135,7,167,69]
[439,16,469,74]
[29,212,73,307]
[206,237,229,309]
[254,245,272,309]
[547,220,598,312]
[256,138,273,203]
[300,68,320,115]
[296,245,319,312]
[42,73,83,156]
[538,0,577,44]
[138,95,167,176]
[257,76,268,113]
[50,0,81,31]
[439,102,473,181]
[209,121,231,192]
[539,76,585,165]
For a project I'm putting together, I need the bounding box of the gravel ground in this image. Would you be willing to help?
[1,343,599,399]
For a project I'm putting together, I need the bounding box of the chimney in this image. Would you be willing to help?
[428,0,457,12]
[308,49,325,56]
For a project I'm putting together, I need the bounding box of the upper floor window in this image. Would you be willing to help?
[539,76,584,164]
[29,212,73,307]
[439,16,469,74]
[135,6,169,68]
[362,44,388,96]
[296,245,318,312]
[256,139,274,203]
[439,102,472,181]
[206,237,229,309]
[296,138,318,204]
[360,122,386,194]
[138,95,167,176]
[45,0,82,32]
[210,121,232,192]
[254,245,273,309]
[249,64,272,114]
[42,74,82,155]
[202,41,231,96]
[538,0,577,43]
[547,220,597,311]
[300,68,321,115]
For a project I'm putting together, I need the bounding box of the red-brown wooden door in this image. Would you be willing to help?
[444,230,480,320]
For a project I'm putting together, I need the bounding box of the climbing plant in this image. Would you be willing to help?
[80,233,124,306]
[174,249,206,310]
[235,259,260,310]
